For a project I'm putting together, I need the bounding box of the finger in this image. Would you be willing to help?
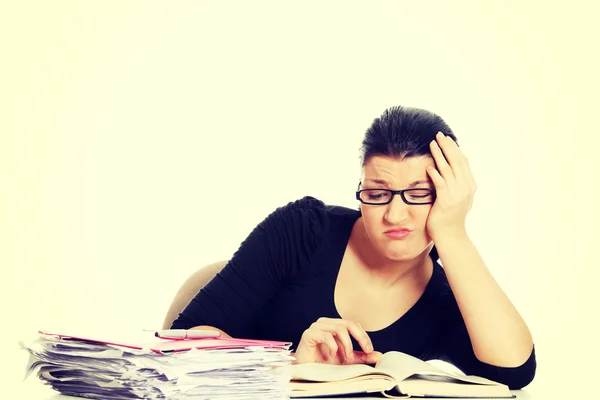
[331,325,355,359]
[303,329,338,358]
[342,321,374,354]
[352,350,383,364]
[319,332,339,358]
[426,165,446,193]
[437,139,479,208]
[311,322,355,359]
[430,136,455,183]
[460,155,477,192]
[437,133,476,190]
[314,319,373,358]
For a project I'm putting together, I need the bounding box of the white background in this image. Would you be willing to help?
[2,1,599,397]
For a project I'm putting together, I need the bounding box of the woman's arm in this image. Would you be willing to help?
[436,233,534,367]
[425,133,535,388]
[190,325,232,338]
[170,197,329,338]
[162,260,227,330]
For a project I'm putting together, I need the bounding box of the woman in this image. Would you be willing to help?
[171,106,536,389]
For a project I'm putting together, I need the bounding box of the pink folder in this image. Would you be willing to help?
[38,330,291,354]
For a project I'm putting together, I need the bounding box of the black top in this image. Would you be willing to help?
[172,196,536,389]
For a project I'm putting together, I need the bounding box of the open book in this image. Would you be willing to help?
[289,351,514,398]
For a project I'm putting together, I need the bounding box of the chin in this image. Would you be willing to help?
[385,252,419,262]
[380,241,427,261]
[381,246,418,261]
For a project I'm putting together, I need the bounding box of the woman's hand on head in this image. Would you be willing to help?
[293,317,382,365]
[426,132,477,241]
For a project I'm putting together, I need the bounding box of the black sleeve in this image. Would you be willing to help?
[436,295,537,390]
[170,196,329,339]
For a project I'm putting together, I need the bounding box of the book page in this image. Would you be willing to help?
[375,352,503,385]
[397,376,512,398]
[291,375,395,391]
[375,352,462,381]
[288,363,392,382]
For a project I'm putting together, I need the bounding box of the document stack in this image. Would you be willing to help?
[20,330,294,400]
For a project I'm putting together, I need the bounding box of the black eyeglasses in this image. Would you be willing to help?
[355,182,436,205]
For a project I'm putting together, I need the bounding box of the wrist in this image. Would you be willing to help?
[433,231,477,272]
[431,228,469,245]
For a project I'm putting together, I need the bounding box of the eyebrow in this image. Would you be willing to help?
[365,178,431,188]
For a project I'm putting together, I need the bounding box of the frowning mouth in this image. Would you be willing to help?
[384,228,412,239]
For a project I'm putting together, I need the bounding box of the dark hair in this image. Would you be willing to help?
[359,106,457,166]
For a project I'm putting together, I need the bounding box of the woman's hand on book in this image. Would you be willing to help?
[294,317,381,365]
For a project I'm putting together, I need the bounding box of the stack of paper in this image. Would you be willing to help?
[20,331,294,399]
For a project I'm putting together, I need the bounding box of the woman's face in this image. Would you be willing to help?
[360,154,436,261]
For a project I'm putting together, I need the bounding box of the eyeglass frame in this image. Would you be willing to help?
[355,182,436,205]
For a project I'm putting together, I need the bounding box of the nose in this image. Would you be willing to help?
[384,194,410,225]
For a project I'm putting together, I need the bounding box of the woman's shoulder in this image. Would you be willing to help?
[280,195,327,211]
[271,196,360,226]
[259,196,359,240]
